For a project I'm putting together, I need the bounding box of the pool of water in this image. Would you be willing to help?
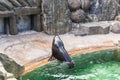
[18,49,120,80]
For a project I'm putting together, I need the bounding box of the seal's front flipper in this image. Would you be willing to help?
[48,56,55,61]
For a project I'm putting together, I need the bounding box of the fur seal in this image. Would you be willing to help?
[50,35,74,69]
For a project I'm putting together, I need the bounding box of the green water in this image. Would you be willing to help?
[18,49,120,80]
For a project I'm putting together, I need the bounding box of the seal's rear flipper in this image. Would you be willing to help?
[48,56,56,61]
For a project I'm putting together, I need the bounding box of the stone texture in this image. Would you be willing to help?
[89,0,118,21]
[68,0,81,11]
[111,21,120,33]
[0,71,4,80]
[42,0,71,35]
[0,53,24,78]
[75,21,110,35]
[80,0,90,12]
[70,9,86,23]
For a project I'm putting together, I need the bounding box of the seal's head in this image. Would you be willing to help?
[67,61,74,69]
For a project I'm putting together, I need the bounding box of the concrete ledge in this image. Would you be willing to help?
[79,21,110,35]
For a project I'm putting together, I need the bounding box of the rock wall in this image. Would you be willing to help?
[42,0,71,35]
[89,0,118,21]
[68,0,118,23]
[0,0,118,35]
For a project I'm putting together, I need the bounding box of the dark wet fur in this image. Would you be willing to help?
[50,35,74,68]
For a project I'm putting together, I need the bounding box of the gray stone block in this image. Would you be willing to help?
[0,71,5,80]
[115,15,120,22]
[0,53,24,78]
[77,21,110,35]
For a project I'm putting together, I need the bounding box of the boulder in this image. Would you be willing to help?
[115,15,120,22]
[80,0,90,12]
[101,0,118,20]
[111,21,120,33]
[0,71,5,80]
[0,62,17,80]
[70,9,86,23]
[87,14,99,22]
[0,53,24,78]
[74,21,110,35]
[68,0,81,11]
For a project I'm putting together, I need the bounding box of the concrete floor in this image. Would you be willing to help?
[0,31,120,74]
